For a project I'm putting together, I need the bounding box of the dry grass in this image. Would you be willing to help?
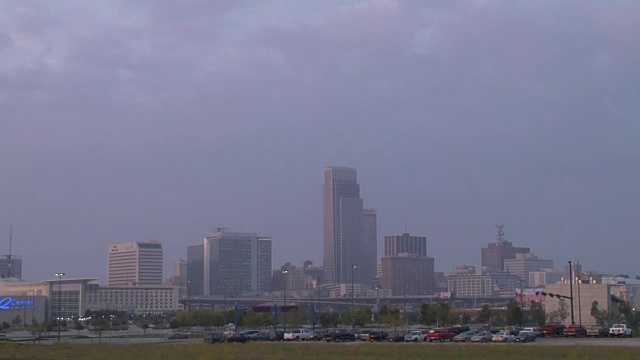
[0,342,639,360]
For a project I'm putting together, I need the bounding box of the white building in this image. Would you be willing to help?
[108,241,163,286]
[85,284,180,314]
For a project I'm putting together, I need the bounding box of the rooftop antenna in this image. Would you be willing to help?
[496,224,505,245]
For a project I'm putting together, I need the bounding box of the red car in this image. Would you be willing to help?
[427,329,454,342]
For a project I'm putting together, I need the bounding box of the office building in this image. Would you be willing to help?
[362,208,378,287]
[503,253,554,287]
[187,228,272,297]
[381,233,435,296]
[108,241,163,286]
[323,166,375,285]
[85,284,180,314]
[381,255,435,296]
[384,233,427,257]
[0,255,22,279]
[448,272,520,298]
[481,225,530,272]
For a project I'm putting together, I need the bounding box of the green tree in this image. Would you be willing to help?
[29,320,44,338]
[529,301,546,326]
[618,302,637,326]
[420,303,438,325]
[381,308,403,331]
[437,303,450,326]
[477,304,492,325]
[506,300,523,326]
[74,321,84,335]
[318,312,339,328]
[11,315,22,328]
[242,312,272,329]
[92,317,111,343]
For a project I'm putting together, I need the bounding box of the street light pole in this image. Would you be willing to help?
[351,265,356,329]
[54,273,65,342]
[567,261,575,325]
[187,279,192,312]
[283,270,288,333]
[31,289,36,326]
[576,260,582,326]
[223,277,229,311]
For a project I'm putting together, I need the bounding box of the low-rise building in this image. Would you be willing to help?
[85,284,179,314]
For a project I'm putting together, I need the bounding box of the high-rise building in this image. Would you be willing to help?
[481,225,529,272]
[384,233,427,257]
[362,208,378,285]
[187,228,272,297]
[503,253,554,287]
[381,233,435,296]
[108,241,163,286]
[323,166,376,286]
[0,255,22,279]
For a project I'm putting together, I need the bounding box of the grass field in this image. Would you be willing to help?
[1,342,639,360]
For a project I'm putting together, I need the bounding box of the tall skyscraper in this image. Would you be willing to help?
[323,166,376,286]
[108,241,163,286]
[187,228,272,296]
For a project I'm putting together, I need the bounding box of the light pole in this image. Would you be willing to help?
[31,289,36,326]
[282,270,288,332]
[576,260,582,326]
[224,277,228,311]
[567,261,575,325]
[54,273,65,342]
[187,279,192,312]
[351,265,356,329]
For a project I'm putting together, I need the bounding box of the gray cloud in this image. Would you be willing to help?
[1,0,639,281]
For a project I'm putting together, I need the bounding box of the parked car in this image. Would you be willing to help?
[522,327,542,338]
[204,332,225,343]
[323,328,355,342]
[405,330,429,342]
[427,329,454,342]
[242,330,262,341]
[226,332,246,343]
[492,331,515,342]
[386,332,406,342]
[586,326,608,338]
[269,330,285,341]
[453,331,476,342]
[451,325,471,335]
[563,325,587,337]
[366,330,387,342]
[166,332,190,340]
[514,331,536,343]
[470,331,494,343]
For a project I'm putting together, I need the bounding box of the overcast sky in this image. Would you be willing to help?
[1,0,639,283]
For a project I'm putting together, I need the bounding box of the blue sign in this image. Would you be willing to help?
[0,297,34,310]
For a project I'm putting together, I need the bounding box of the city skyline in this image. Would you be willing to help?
[2,1,639,282]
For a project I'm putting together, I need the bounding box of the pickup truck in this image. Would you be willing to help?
[427,328,455,342]
[609,324,633,338]
[284,328,315,341]
[540,323,565,337]
[563,325,587,337]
